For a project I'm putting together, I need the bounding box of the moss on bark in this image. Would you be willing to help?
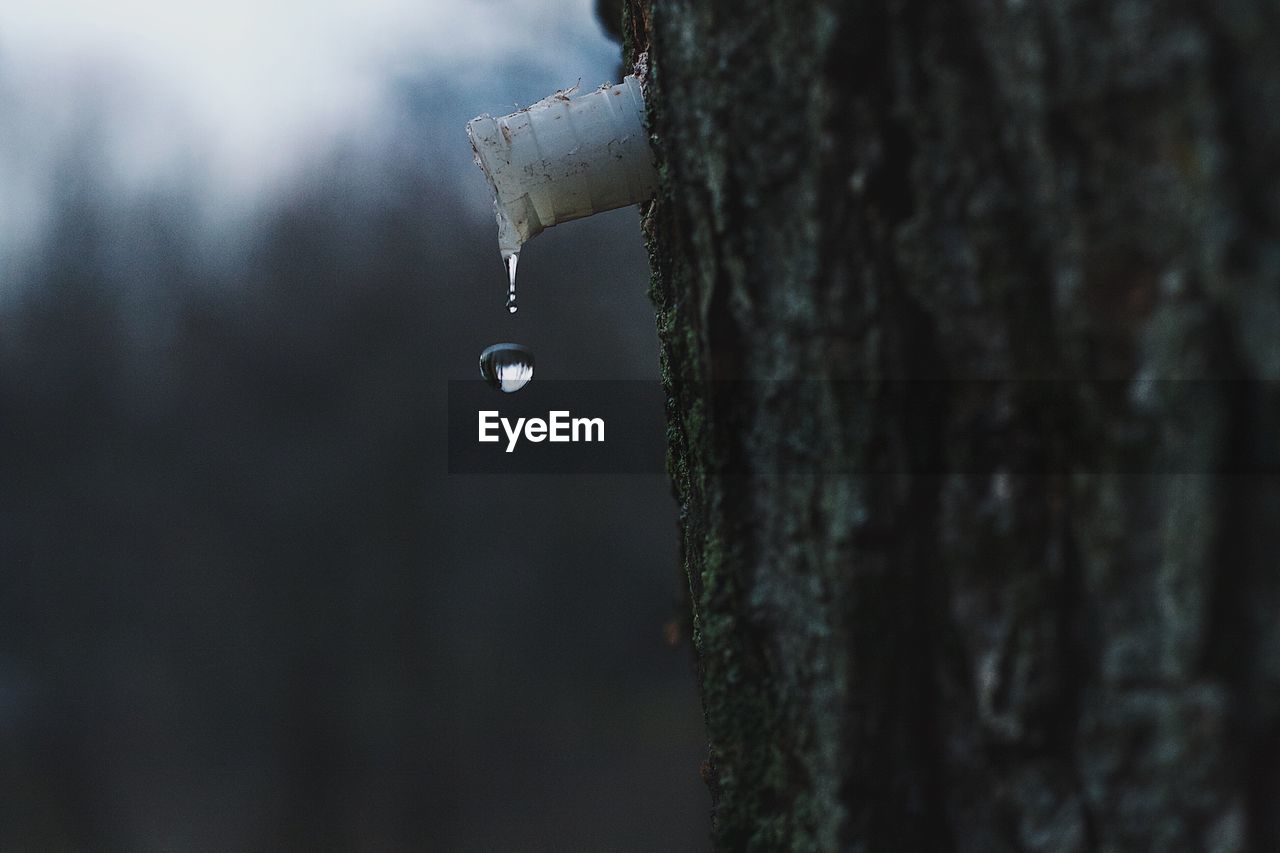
[623,0,1280,849]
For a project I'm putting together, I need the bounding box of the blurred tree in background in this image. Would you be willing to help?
[0,58,707,852]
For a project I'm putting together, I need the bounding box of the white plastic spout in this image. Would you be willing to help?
[466,76,657,258]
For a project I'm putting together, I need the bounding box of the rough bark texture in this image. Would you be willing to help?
[622,0,1280,850]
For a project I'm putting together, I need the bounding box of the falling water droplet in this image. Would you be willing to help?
[479,342,534,393]
[504,252,519,314]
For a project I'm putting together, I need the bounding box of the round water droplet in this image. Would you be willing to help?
[479,343,534,393]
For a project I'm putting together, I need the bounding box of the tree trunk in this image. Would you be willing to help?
[622,0,1280,849]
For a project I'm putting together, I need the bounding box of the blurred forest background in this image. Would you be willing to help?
[0,1,707,849]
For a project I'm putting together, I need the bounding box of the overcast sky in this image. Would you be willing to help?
[0,0,620,276]
[0,1,616,186]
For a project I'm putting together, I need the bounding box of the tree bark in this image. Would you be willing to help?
[622,0,1280,850]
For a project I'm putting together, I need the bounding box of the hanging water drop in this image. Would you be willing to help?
[504,252,519,314]
[479,342,534,393]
